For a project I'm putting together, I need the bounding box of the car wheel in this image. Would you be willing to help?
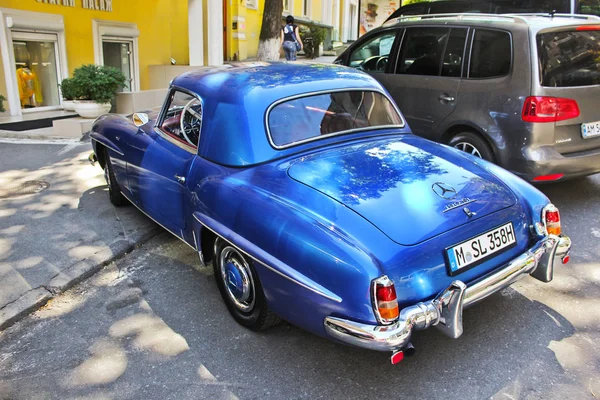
[448,131,495,163]
[103,148,128,207]
[213,238,281,331]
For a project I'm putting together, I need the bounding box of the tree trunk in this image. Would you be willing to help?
[257,0,284,60]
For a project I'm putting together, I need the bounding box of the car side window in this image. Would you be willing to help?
[469,29,511,79]
[442,28,468,77]
[396,27,449,76]
[348,31,398,72]
[159,89,202,149]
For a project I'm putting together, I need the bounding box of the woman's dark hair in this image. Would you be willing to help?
[286,15,294,24]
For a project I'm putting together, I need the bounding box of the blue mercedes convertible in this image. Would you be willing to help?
[88,61,571,364]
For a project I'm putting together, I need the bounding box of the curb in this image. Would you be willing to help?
[0,224,162,331]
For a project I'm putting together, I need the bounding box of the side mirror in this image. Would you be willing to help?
[132,112,149,127]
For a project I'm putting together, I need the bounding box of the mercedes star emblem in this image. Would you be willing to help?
[432,182,457,200]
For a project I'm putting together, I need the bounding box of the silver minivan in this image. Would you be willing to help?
[335,13,600,182]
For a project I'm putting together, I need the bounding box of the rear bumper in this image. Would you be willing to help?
[324,233,571,352]
[515,146,600,181]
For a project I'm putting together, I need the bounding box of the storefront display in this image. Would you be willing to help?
[359,0,399,36]
[12,37,61,110]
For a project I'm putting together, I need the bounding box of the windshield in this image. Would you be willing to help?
[268,90,403,148]
[537,29,600,87]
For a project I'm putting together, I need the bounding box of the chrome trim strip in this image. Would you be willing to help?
[193,213,342,303]
[120,191,197,252]
[90,136,124,156]
[324,233,571,352]
[264,87,406,150]
[192,229,206,267]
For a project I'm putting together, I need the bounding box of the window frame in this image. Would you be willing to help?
[394,26,452,77]
[466,27,513,80]
[347,28,403,73]
[265,88,406,150]
[155,86,204,154]
[283,0,293,14]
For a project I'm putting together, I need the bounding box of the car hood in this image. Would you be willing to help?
[287,136,518,246]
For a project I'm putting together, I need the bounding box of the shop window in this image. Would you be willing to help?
[283,0,292,14]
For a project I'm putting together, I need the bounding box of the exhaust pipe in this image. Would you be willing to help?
[403,342,416,357]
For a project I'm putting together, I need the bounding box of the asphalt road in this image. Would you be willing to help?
[0,171,599,400]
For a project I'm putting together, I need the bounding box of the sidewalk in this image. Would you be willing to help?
[0,55,338,330]
[0,139,161,330]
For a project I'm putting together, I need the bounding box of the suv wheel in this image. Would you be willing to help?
[448,132,495,163]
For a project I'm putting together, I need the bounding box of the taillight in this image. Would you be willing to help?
[372,276,399,324]
[522,96,580,123]
[544,204,561,235]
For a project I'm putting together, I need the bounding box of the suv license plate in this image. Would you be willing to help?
[581,121,600,139]
[445,222,516,275]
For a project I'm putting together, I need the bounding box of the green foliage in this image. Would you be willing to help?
[402,0,430,5]
[0,94,5,113]
[59,77,78,100]
[70,64,127,104]
[299,25,327,59]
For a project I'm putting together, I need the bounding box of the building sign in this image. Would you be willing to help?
[359,0,398,36]
[36,0,113,12]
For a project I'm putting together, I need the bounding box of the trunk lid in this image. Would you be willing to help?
[287,137,518,246]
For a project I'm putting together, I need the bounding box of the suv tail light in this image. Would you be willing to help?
[544,204,561,235]
[372,276,399,324]
[522,96,580,123]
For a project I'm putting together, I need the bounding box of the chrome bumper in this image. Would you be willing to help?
[88,152,98,166]
[324,234,571,352]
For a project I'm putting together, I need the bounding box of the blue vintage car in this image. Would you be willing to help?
[89,61,571,364]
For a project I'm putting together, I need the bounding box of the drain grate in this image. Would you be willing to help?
[0,180,50,199]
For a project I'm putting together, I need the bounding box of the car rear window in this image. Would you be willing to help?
[537,29,600,87]
[268,90,403,148]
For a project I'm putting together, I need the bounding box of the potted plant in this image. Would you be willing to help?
[0,94,6,113]
[70,64,126,119]
[59,77,78,111]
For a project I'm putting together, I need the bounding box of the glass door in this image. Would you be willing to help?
[102,39,134,92]
[11,31,62,111]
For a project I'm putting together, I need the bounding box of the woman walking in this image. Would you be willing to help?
[281,15,303,61]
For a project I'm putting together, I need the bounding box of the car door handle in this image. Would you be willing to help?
[174,175,186,184]
[438,94,455,102]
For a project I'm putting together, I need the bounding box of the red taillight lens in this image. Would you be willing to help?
[544,205,561,235]
[373,277,399,323]
[522,96,580,123]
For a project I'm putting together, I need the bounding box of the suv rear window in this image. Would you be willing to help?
[268,91,403,147]
[537,29,600,87]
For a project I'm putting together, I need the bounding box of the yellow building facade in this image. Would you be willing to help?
[0,0,352,117]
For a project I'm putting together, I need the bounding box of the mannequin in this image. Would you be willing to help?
[16,63,39,107]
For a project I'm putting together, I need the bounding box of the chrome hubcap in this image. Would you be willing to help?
[219,246,255,312]
[454,142,482,158]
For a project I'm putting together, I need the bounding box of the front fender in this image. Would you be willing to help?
[90,114,129,159]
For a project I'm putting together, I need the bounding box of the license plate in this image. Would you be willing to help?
[445,222,516,275]
[581,120,600,139]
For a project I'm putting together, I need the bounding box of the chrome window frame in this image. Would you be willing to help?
[154,85,204,155]
[265,88,406,150]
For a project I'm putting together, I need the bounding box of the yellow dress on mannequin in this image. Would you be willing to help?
[16,67,41,107]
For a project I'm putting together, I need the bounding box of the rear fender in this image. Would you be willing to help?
[192,179,385,336]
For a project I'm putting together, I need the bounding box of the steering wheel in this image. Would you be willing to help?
[180,98,203,146]
[375,56,389,72]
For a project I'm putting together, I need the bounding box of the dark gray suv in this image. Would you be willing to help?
[335,13,600,182]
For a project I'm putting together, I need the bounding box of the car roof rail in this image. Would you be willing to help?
[501,12,600,21]
[383,12,529,26]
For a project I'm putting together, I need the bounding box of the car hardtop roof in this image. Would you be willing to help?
[381,12,600,30]
[170,61,385,104]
